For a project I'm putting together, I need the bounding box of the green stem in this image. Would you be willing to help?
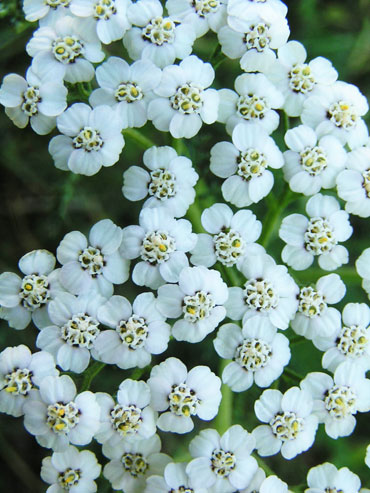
[297,266,359,284]
[80,361,106,392]
[259,184,294,249]
[254,456,276,477]
[123,128,155,149]
[283,367,304,383]
[214,359,233,435]
[290,336,308,346]
[172,137,190,157]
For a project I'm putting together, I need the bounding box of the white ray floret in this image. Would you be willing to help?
[225,251,299,330]
[190,202,262,268]
[186,425,258,492]
[70,0,131,44]
[103,433,171,493]
[93,293,170,369]
[291,273,345,341]
[120,207,197,289]
[0,249,64,331]
[40,445,101,493]
[36,291,106,373]
[148,357,221,434]
[123,0,196,69]
[156,265,228,343]
[210,123,284,207]
[283,124,347,196]
[279,193,353,271]
[301,361,370,439]
[23,374,100,451]
[49,103,125,176]
[214,316,290,392]
[253,387,318,460]
[26,15,105,83]
[95,379,157,447]
[89,57,161,129]
[0,345,58,417]
[148,55,219,139]
[305,462,361,493]
[218,73,284,135]
[56,218,129,297]
[23,0,71,23]
[227,0,288,25]
[122,145,199,218]
[0,66,67,135]
[145,461,208,493]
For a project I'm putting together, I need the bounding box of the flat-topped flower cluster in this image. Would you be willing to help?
[1,0,370,491]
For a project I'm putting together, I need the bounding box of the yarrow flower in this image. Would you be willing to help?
[305,462,361,493]
[356,248,370,300]
[186,425,258,492]
[120,207,197,289]
[40,445,101,493]
[49,103,125,176]
[301,361,370,439]
[23,0,72,22]
[156,265,228,343]
[0,345,58,417]
[214,316,291,392]
[122,145,199,218]
[148,357,221,433]
[252,387,318,460]
[190,202,262,268]
[145,461,208,493]
[148,55,219,138]
[93,293,170,369]
[0,249,64,330]
[89,57,162,129]
[56,218,129,297]
[279,193,353,271]
[210,123,284,207]
[0,66,67,135]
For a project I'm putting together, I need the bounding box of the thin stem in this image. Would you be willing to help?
[254,456,276,477]
[123,128,155,149]
[283,367,304,383]
[213,359,233,435]
[80,361,106,392]
[290,336,308,346]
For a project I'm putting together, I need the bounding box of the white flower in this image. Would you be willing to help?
[95,379,157,446]
[306,462,361,493]
[122,145,198,218]
[0,66,67,135]
[225,252,299,330]
[0,249,64,330]
[23,374,100,451]
[301,361,370,439]
[148,55,219,139]
[314,303,370,372]
[266,40,338,117]
[56,218,129,297]
[157,265,228,343]
[120,207,196,289]
[166,0,227,38]
[210,123,284,207]
[70,0,130,44]
[23,0,71,23]
[291,273,345,341]
[214,316,290,392]
[251,475,289,493]
[252,387,318,460]
[123,0,196,69]
[40,445,101,493]
[366,445,370,469]
[0,345,58,417]
[190,202,262,268]
[337,145,370,218]
[238,467,266,493]
[145,462,208,493]
[26,15,105,83]
[89,57,161,129]
[279,193,353,271]
[93,293,170,369]
[356,248,370,300]
[283,125,347,196]
[218,73,284,135]
[148,357,221,433]
[227,0,288,22]
[103,433,171,493]
[186,425,258,492]
[36,291,106,373]
[49,103,125,176]
[301,81,369,149]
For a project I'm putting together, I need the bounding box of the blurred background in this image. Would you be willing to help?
[0,0,370,491]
